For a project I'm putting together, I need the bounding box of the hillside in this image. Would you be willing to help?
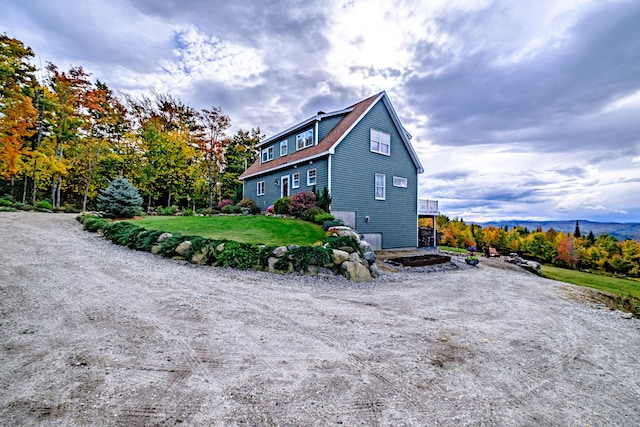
[474,220,640,241]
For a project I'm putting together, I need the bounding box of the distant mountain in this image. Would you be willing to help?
[473,220,640,241]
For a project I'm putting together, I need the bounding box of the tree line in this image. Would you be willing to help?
[434,216,640,277]
[0,34,261,212]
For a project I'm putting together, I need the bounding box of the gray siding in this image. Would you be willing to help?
[243,158,329,211]
[330,99,418,249]
[318,115,345,141]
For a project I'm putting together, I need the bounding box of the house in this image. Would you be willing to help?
[239,91,427,249]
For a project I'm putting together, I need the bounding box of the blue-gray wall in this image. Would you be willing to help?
[244,158,329,211]
[330,99,419,248]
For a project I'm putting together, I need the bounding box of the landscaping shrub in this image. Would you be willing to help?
[221,205,242,214]
[323,235,361,254]
[315,186,332,212]
[158,235,189,257]
[300,206,325,223]
[199,207,220,215]
[218,199,233,209]
[288,191,316,217]
[158,205,179,216]
[35,200,53,212]
[322,219,344,231]
[287,245,333,271]
[214,241,260,269]
[178,208,195,216]
[84,217,110,232]
[97,177,143,218]
[237,198,261,214]
[0,198,13,207]
[273,197,290,215]
[314,212,335,224]
[132,229,165,251]
[102,222,144,247]
[14,202,33,211]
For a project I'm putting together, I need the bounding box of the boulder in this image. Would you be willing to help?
[349,252,366,266]
[268,256,292,273]
[216,243,225,252]
[191,251,207,265]
[287,244,300,251]
[175,241,192,256]
[369,263,380,278]
[359,240,373,254]
[157,232,173,243]
[272,246,288,257]
[306,265,336,277]
[341,261,372,282]
[150,245,162,255]
[332,249,350,265]
[339,246,355,254]
[363,251,377,265]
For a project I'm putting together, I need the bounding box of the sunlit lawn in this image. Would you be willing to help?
[542,264,640,300]
[124,215,326,246]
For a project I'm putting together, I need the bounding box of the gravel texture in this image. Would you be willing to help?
[1,211,639,426]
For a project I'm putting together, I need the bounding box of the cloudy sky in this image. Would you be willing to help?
[2,0,639,222]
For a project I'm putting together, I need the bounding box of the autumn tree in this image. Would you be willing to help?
[0,35,38,196]
[194,106,230,208]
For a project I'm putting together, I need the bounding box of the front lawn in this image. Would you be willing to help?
[125,215,326,246]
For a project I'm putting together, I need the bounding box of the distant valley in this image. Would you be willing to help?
[473,220,640,241]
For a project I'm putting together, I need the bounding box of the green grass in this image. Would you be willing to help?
[439,246,467,253]
[123,215,326,246]
[542,265,640,301]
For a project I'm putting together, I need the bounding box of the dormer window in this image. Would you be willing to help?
[280,140,288,156]
[261,146,274,163]
[296,129,313,150]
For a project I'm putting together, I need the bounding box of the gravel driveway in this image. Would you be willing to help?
[1,211,639,426]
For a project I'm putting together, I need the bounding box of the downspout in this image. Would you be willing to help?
[327,154,332,211]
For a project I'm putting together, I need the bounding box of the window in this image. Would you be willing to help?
[307,169,316,186]
[280,140,288,156]
[370,129,390,156]
[257,181,265,196]
[296,129,313,150]
[261,146,274,163]
[375,173,386,200]
[393,176,408,188]
[292,172,300,188]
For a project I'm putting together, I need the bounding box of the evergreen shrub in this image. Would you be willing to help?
[97,177,143,218]
[273,197,290,215]
[322,219,344,231]
[323,235,361,254]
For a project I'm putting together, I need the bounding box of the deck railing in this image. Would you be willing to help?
[418,199,439,216]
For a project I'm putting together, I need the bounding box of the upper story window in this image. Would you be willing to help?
[292,172,300,188]
[393,176,408,188]
[296,129,313,150]
[261,146,274,163]
[370,129,390,156]
[375,173,386,200]
[307,169,316,186]
[280,140,288,156]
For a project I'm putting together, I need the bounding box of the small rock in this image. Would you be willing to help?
[287,244,300,251]
[338,246,355,254]
[157,232,173,243]
[621,312,634,319]
[191,251,207,265]
[216,243,225,251]
[272,246,288,258]
[369,263,380,278]
[150,245,162,255]
[175,241,192,256]
[363,251,377,265]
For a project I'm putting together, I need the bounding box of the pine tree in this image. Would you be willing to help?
[574,220,581,238]
[97,177,143,218]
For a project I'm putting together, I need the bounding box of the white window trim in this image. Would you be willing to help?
[261,146,274,163]
[296,129,314,151]
[257,181,265,196]
[292,172,300,189]
[307,168,317,186]
[280,140,288,156]
[375,173,386,200]
[393,176,408,188]
[370,129,390,156]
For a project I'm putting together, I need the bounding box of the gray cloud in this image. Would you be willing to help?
[403,0,640,151]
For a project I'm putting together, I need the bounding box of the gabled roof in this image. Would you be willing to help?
[240,91,423,180]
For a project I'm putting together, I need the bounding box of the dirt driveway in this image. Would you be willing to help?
[1,212,639,426]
